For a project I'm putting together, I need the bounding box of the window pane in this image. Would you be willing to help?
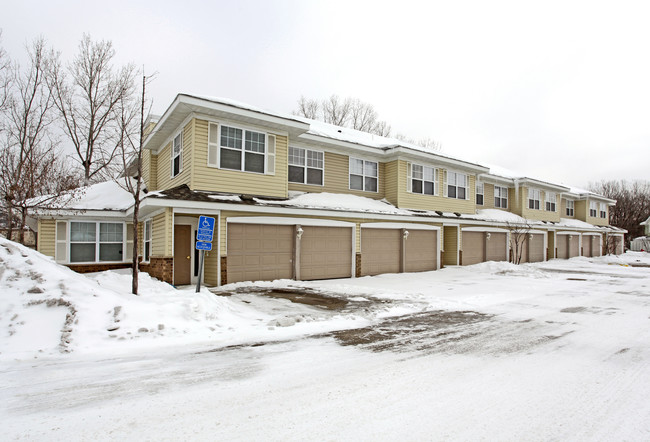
[412,179,423,193]
[100,223,123,242]
[173,134,182,154]
[448,186,457,198]
[221,126,242,149]
[70,243,95,262]
[70,222,95,242]
[458,187,466,200]
[288,165,305,183]
[412,164,423,179]
[365,161,378,177]
[477,194,483,205]
[458,174,467,187]
[350,174,363,190]
[244,152,265,173]
[423,167,434,182]
[100,243,123,261]
[145,221,152,241]
[307,151,323,168]
[220,148,242,170]
[289,147,305,166]
[173,156,181,176]
[245,131,265,153]
[350,159,363,175]
[144,242,150,261]
[424,181,434,195]
[448,172,456,186]
[306,168,323,185]
[365,177,378,192]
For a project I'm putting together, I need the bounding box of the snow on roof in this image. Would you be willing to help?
[256,191,412,215]
[473,209,529,224]
[557,218,597,229]
[29,179,137,212]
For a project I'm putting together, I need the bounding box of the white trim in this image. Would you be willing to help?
[226,216,354,227]
[216,123,268,174]
[67,220,128,265]
[557,231,581,236]
[348,157,379,193]
[461,226,509,233]
[171,131,183,178]
[582,232,601,236]
[171,207,220,216]
[445,169,470,200]
[360,222,440,231]
[288,146,325,186]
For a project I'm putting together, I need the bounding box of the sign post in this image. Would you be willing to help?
[195,216,215,293]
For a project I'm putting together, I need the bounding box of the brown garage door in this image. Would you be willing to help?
[569,235,580,257]
[462,231,484,265]
[300,226,352,280]
[486,232,507,262]
[227,223,293,283]
[405,230,437,272]
[361,229,401,276]
[527,233,545,263]
[583,235,592,257]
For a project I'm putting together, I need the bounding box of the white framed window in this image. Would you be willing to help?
[528,188,541,210]
[408,163,438,196]
[446,171,468,200]
[144,219,152,262]
[214,124,273,174]
[475,182,484,205]
[69,221,125,263]
[599,203,607,219]
[289,147,324,185]
[566,199,574,216]
[494,186,508,208]
[589,201,598,217]
[545,192,557,212]
[349,158,378,192]
[171,132,182,177]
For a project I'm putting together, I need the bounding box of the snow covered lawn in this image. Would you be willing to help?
[1,238,650,440]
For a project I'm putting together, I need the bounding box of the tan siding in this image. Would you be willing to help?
[384,160,399,206]
[585,200,609,226]
[481,183,495,209]
[157,121,192,191]
[150,153,158,190]
[38,219,56,258]
[152,209,173,257]
[513,187,561,222]
[560,197,575,219]
[204,249,219,285]
[443,225,459,265]
[142,150,151,190]
[288,152,385,199]
[397,161,476,214]
[191,119,288,198]
[574,200,587,221]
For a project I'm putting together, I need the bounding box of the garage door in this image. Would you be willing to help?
[557,235,568,259]
[569,235,580,257]
[462,231,484,265]
[300,226,352,280]
[527,233,545,263]
[583,236,593,257]
[405,230,437,272]
[486,232,507,262]
[361,229,401,276]
[227,224,293,283]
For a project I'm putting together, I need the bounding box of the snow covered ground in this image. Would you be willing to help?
[1,238,650,440]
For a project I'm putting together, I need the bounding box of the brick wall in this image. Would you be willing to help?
[355,253,361,277]
[220,256,228,285]
[67,263,131,273]
[140,257,173,284]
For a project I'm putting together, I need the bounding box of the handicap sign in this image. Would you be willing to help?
[195,241,212,251]
[197,216,215,242]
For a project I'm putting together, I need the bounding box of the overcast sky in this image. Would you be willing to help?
[3,0,649,188]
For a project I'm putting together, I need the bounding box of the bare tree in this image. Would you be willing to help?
[115,71,155,295]
[604,234,622,255]
[47,34,135,185]
[0,30,11,114]
[589,180,650,247]
[0,38,65,243]
[394,134,442,152]
[506,221,534,264]
[321,94,351,126]
[295,95,319,120]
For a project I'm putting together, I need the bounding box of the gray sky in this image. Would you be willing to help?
[3,0,649,188]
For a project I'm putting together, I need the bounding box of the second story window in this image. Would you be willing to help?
[545,192,556,212]
[589,201,598,217]
[349,158,378,192]
[409,164,438,195]
[528,188,541,210]
[494,186,508,208]
[446,171,468,199]
[599,203,607,219]
[476,182,484,205]
[289,147,324,185]
[219,125,266,173]
[171,132,182,177]
[566,199,574,216]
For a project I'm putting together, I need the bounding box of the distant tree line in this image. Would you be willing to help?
[294,94,441,151]
[589,180,650,246]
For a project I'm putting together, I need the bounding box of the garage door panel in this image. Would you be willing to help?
[361,229,401,276]
[300,226,352,281]
[528,234,545,262]
[486,232,507,262]
[405,230,437,273]
[462,231,484,265]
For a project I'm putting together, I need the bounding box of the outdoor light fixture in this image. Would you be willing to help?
[296,227,304,239]
[529,234,534,240]
[403,230,410,240]
[569,235,573,240]
[486,232,491,240]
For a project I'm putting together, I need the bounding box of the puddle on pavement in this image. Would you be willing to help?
[212,287,356,310]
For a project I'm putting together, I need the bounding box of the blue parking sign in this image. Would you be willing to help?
[197,216,215,242]
[195,241,212,251]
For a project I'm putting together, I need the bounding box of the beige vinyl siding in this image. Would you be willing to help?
[152,209,173,257]
[443,225,459,266]
[574,200,587,221]
[192,119,288,198]
[157,121,192,191]
[219,210,441,256]
[587,201,609,226]
[397,161,476,214]
[204,249,219,285]
[511,187,561,222]
[481,183,495,209]
[288,152,386,199]
[142,150,151,190]
[37,219,56,258]
[383,160,399,206]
